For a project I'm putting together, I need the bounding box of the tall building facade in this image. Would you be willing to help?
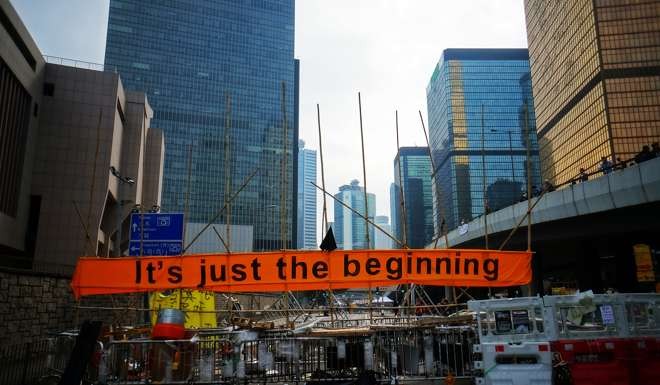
[524,0,660,185]
[374,215,392,249]
[392,147,434,248]
[296,140,317,249]
[426,49,542,232]
[105,0,298,251]
[333,180,375,250]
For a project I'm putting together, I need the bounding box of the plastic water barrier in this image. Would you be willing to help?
[469,297,553,385]
[473,341,552,385]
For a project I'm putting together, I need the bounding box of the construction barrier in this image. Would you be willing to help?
[551,339,631,385]
[621,294,660,384]
[474,341,552,385]
[469,297,553,385]
[95,327,477,384]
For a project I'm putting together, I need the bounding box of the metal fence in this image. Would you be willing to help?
[99,327,476,384]
[0,335,76,385]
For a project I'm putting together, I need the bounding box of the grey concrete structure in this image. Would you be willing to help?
[0,0,164,273]
[432,158,660,249]
[30,64,164,272]
[430,158,660,293]
[0,0,44,261]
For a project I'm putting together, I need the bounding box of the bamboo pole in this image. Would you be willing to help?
[224,93,232,251]
[357,92,370,248]
[316,104,334,323]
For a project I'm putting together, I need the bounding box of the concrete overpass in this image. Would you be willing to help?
[431,156,660,294]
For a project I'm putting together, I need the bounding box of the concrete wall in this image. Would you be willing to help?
[434,157,660,248]
[0,268,140,347]
[31,64,123,269]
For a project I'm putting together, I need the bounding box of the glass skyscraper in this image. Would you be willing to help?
[392,147,434,248]
[426,49,541,232]
[105,0,298,251]
[524,0,660,185]
[296,140,316,249]
[334,180,375,250]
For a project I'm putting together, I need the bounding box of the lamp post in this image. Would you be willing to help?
[109,166,135,256]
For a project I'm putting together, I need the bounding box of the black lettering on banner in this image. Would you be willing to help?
[291,256,307,279]
[386,257,402,280]
[312,261,328,279]
[464,258,479,275]
[436,257,451,274]
[250,258,262,280]
[135,260,141,283]
[366,258,380,275]
[209,264,226,282]
[344,254,360,277]
[484,258,499,281]
[231,264,247,281]
[146,262,157,284]
[416,257,432,274]
[198,259,207,287]
[276,257,287,279]
[167,265,182,283]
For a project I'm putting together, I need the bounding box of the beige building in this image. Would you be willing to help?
[0,0,45,266]
[0,0,164,274]
[524,0,660,185]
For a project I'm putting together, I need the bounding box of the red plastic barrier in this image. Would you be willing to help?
[551,339,631,385]
[628,337,660,385]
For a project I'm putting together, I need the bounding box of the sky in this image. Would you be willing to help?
[11,0,529,243]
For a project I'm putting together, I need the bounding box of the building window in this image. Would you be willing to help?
[43,82,55,96]
[0,58,32,217]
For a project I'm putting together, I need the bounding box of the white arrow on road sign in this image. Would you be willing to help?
[132,223,138,233]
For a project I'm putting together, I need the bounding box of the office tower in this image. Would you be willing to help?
[333,180,375,250]
[105,0,298,251]
[389,183,399,246]
[392,147,434,248]
[426,49,541,232]
[297,140,317,249]
[524,0,660,185]
[374,215,392,249]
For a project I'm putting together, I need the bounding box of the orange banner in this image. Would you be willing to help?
[71,249,532,298]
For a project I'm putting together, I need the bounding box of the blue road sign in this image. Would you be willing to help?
[129,213,184,242]
[129,240,182,256]
[129,213,184,256]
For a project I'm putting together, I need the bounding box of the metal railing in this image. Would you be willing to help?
[97,327,477,384]
[0,335,77,385]
[43,55,117,73]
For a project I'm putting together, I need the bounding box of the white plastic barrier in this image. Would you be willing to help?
[473,341,552,385]
[543,292,626,340]
[619,293,660,337]
[468,297,556,343]
[469,297,554,385]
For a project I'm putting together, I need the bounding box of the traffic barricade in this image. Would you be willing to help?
[468,297,553,385]
[473,341,552,385]
[544,293,631,385]
[551,339,631,385]
[620,293,660,385]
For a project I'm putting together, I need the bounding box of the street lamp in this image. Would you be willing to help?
[109,166,135,256]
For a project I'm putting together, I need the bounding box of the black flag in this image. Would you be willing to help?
[319,227,337,251]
